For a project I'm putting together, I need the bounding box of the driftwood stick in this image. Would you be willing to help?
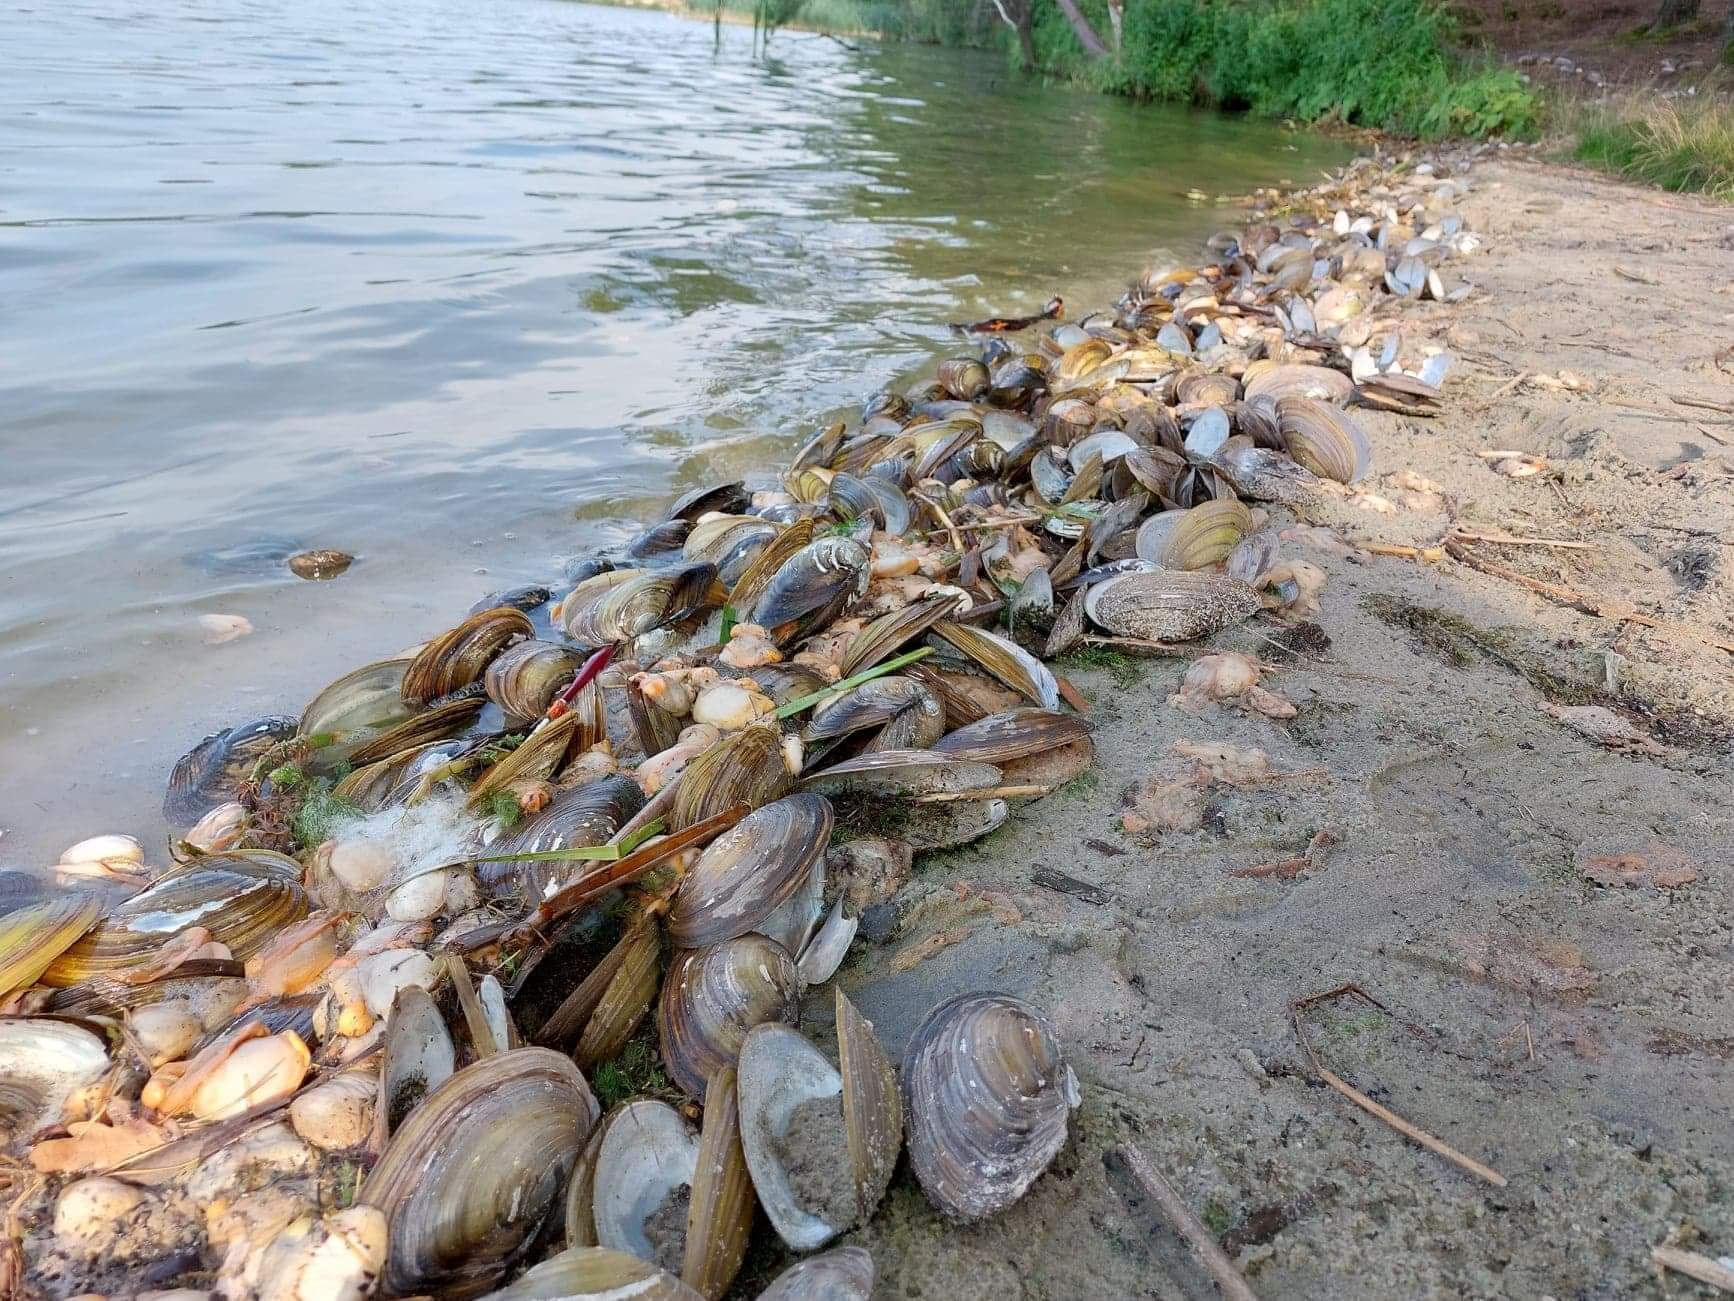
[1447,528,1595,551]
[1311,1063,1508,1187]
[1652,1244,1734,1292]
[1112,1143,1260,1301]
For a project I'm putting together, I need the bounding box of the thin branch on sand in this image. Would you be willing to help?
[1111,1143,1261,1301]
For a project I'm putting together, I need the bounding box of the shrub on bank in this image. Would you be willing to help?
[1032,0,1536,137]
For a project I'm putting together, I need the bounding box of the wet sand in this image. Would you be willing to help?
[817,156,1734,1299]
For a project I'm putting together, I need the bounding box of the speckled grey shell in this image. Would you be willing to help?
[1082,569,1261,642]
[754,1245,876,1300]
[901,993,1079,1222]
[657,936,801,1100]
[667,794,833,951]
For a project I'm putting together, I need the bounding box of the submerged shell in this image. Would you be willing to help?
[361,1047,599,1299]
[667,794,833,950]
[902,993,1078,1221]
[658,936,801,1100]
[1083,570,1261,642]
[164,716,299,825]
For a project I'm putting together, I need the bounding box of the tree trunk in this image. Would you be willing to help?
[989,0,1040,67]
[1648,0,1699,30]
[1053,0,1111,57]
[1721,2,1733,62]
[1106,0,1124,51]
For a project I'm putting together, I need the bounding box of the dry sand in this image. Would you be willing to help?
[807,158,1734,1300]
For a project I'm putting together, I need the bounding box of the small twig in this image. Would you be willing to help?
[1448,528,1595,551]
[1082,634,1189,655]
[1672,394,1734,416]
[1032,867,1113,905]
[914,491,964,554]
[1291,988,1507,1188]
[918,513,1045,539]
[1112,1144,1261,1301]
[1652,1244,1734,1293]
[1695,422,1734,448]
[1613,265,1659,286]
[1363,541,1445,562]
[912,783,1053,803]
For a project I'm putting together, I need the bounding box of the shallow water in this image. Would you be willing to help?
[0,0,1348,864]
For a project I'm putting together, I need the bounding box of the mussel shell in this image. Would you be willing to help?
[928,622,1059,711]
[0,894,104,998]
[684,516,777,587]
[478,1247,702,1301]
[658,936,800,1100]
[592,1099,700,1269]
[756,1246,875,1301]
[930,709,1092,763]
[1276,397,1372,484]
[666,482,750,522]
[628,519,692,561]
[1082,569,1261,642]
[378,984,455,1139]
[825,472,883,529]
[485,640,587,724]
[485,775,648,900]
[750,539,870,646]
[163,716,299,825]
[670,723,791,832]
[667,794,833,950]
[1175,370,1240,407]
[937,357,990,401]
[43,855,309,986]
[468,584,554,617]
[801,749,1000,799]
[562,564,720,648]
[0,1016,110,1148]
[1133,498,1254,571]
[902,992,1078,1221]
[1242,362,1354,405]
[803,677,944,756]
[362,1047,600,1299]
[402,607,534,705]
[836,592,962,679]
[301,658,419,769]
[737,1024,851,1251]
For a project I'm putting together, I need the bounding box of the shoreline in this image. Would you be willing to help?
[11,146,1734,1298]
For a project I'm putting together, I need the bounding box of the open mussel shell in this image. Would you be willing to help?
[485,639,585,724]
[0,894,103,998]
[936,357,990,401]
[684,515,777,587]
[345,691,486,770]
[163,715,298,825]
[0,1017,110,1148]
[1083,569,1261,642]
[902,992,1079,1221]
[592,1099,701,1273]
[1210,436,1322,505]
[803,676,944,758]
[931,708,1092,764]
[479,1247,702,1301]
[362,1047,600,1299]
[1134,498,1254,571]
[43,855,309,986]
[658,936,800,1100]
[1276,396,1371,484]
[667,794,832,950]
[671,722,791,831]
[378,984,455,1139]
[485,774,647,900]
[928,621,1060,710]
[837,592,962,679]
[756,1246,876,1300]
[402,606,534,705]
[736,990,900,1251]
[750,538,870,646]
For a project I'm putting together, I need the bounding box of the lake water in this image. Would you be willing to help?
[0,0,1347,865]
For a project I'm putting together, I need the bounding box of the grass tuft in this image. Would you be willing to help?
[1569,94,1734,200]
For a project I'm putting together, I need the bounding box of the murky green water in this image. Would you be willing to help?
[0,0,1347,863]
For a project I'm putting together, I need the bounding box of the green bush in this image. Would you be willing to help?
[1085,0,1536,136]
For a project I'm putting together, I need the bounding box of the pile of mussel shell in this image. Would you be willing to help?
[1,154,1474,1300]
